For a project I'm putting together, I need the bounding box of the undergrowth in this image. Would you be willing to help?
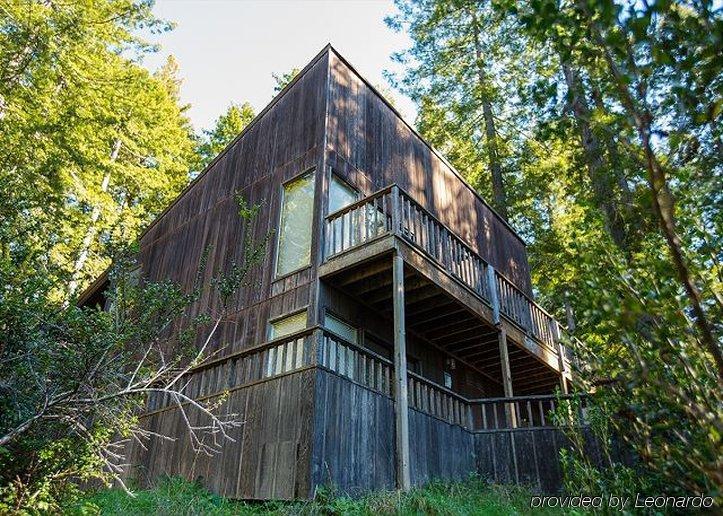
[70,475,561,515]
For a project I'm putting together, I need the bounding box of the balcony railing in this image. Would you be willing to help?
[468,394,590,431]
[318,328,393,396]
[147,325,581,432]
[324,185,572,369]
[316,328,586,431]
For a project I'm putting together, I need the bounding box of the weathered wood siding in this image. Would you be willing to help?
[311,370,476,494]
[325,51,532,294]
[408,409,475,486]
[127,370,315,499]
[474,428,632,493]
[122,50,330,500]
[104,45,562,500]
[137,51,329,361]
[311,368,396,494]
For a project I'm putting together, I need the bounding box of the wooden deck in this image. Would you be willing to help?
[318,184,573,385]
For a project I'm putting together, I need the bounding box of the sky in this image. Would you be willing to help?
[141,0,417,133]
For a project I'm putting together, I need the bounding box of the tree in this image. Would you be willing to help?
[390,0,722,496]
[0,195,269,513]
[516,0,723,495]
[272,67,300,94]
[0,1,197,301]
[387,0,543,219]
[197,102,256,170]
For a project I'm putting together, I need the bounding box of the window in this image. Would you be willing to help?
[328,174,357,214]
[324,313,358,344]
[444,358,455,389]
[364,334,392,360]
[276,171,315,276]
[268,311,307,340]
[407,355,421,374]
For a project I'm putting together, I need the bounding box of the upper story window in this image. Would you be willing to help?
[324,312,358,344]
[276,171,315,277]
[268,310,307,340]
[328,173,357,214]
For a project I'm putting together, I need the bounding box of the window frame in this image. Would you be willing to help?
[267,308,308,341]
[273,169,316,279]
[327,171,359,217]
[323,310,358,345]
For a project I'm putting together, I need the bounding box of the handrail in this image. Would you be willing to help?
[467,392,590,431]
[319,327,394,367]
[325,184,395,220]
[187,325,320,375]
[468,393,587,404]
[407,370,468,404]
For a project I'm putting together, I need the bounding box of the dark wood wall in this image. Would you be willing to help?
[127,371,315,499]
[137,51,329,361]
[408,409,476,485]
[474,428,633,493]
[311,369,477,494]
[325,51,533,295]
[311,369,396,494]
[109,46,552,499]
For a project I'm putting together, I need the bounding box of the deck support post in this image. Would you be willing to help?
[498,327,517,428]
[392,250,411,491]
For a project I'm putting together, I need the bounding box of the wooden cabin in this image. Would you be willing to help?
[80,46,582,499]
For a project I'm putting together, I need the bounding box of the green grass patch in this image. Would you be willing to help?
[70,475,566,515]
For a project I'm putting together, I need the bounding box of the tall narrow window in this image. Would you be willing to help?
[276,171,315,276]
[328,174,357,214]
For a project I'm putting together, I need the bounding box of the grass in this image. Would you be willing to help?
[70,475,566,515]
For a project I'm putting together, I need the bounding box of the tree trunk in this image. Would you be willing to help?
[578,1,723,380]
[589,84,635,221]
[562,63,629,251]
[470,11,508,220]
[67,138,122,299]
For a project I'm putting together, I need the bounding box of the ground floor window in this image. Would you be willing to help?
[268,310,307,340]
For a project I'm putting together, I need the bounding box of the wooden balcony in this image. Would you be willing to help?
[319,184,573,384]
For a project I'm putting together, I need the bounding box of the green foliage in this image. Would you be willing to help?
[0,194,268,513]
[272,68,300,94]
[390,0,723,498]
[197,102,256,170]
[387,0,553,216]
[553,394,652,498]
[0,0,197,300]
[73,475,556,515]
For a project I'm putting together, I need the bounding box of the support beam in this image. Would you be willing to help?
[498,327,517,428]
[392,251,411,491]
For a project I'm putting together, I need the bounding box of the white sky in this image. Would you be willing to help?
[141,0,417,132]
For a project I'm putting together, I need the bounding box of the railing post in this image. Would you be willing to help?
[553,321,570,395]
[487,265,500,325]
[392,251,411,491]
[310,327,323,367]
[391,185,401,237]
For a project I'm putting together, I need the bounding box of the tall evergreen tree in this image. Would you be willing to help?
[387,0,544,219]
[0,0,197,300]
